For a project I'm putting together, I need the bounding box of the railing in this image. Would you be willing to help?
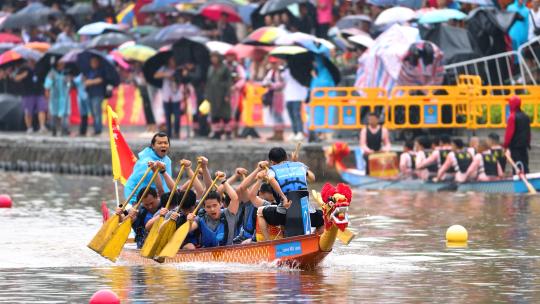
[309,76,540,131]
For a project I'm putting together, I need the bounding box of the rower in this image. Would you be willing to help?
[467,136,479,156]
[414,136,434,181]
[417,134,454,179]
[186,173,239,248]
[115,187,161,249]
[124,132,172,205]
[359,112,391,174]
[487,133,506,173]
[253,171,286,241]
[399,140,416,179]
[166,190,199,250]
[435,139,473,183]
[462,140,503,182]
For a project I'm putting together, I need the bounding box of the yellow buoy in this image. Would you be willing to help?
[446,225,468,247]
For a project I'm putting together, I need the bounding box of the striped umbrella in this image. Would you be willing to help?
[241,26,287,45]
[117,3,137,27]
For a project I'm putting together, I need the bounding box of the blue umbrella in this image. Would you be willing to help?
[418,9,467,24]
[297,39,331,58]
[456,0,493,5]
[154,24,201,44]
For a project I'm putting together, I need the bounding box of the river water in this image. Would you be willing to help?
[1,172,540,303]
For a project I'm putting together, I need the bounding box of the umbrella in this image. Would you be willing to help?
[423,24,480,64]
[73,50,120,87]
[0,33,22,44]
[348,34,375,49]
[374,7,416,26]
[456,0,493,5]
[206,41,233,55]
[47,42,83,56]
[228,44,271,58]
[241,26,287,45]
[270,46,313,86]
[140,2,178,14]
[129,25,160,37]
[88,32,134,49]
[275,32,335,53]
[153,24,201,45]
[1,3,61,30]
[66,3,93,17]
[418,8,467,24]
[336,15,372,30]
[12,46,43,62]
[23,42,50,53]
[109,51,131,70]
[78,22,123,36]
[0,50,22,67]
[142,48,173,87]
[172,37,210,67]
[118,44,157,62]
[260,0,308,15]
[200,3,242,23]
[0,43,15,55]
[398,41,444,86]
[269,45,309,58]
[34,42,83,81]
[0,94,25,131]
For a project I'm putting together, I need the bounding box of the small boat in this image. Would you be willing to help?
[118,187,355,270]
[327,142,540,194]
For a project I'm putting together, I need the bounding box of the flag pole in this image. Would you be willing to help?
[114,179,120,206]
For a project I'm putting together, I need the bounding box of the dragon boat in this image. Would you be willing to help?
[117,185,355,270]
[327,142,540,193]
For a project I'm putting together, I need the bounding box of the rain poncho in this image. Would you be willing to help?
[44,69,70,117]
[123,147,172,205]
[310,55,336,94]
[507,0,529,51]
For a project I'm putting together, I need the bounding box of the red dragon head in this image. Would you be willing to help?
[324,142,350,172]
[320,182,352,231]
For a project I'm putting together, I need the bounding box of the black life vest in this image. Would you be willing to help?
[406,152,416,170]
[490,148,506,172]
[510,111,531,149]
[425,151,438,173]
[366,126,382,152]
[439,149,455,173]
[453,151,473,173]
[481,153,498,177]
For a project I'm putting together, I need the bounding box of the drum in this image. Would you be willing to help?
[368,152,399,177]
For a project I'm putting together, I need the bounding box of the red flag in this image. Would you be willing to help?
[108,106,137,184]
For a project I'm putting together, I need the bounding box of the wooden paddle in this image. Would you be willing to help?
[150,160,203,258]
[99,170,160,262]
[88,167,152,253]
[140,164,186,258]
[291,141,302,162]
[158,173,223,258]
[506,151,536,194]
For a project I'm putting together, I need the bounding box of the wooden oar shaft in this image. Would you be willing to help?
[163,165,185,210]
[121,167,152,211]
[506,152,536,194]
[176,161,202,211]
[191,175,221,216]
[132,170,160,211]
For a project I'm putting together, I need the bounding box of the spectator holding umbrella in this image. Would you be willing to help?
[507,0,530,51]
[217,13,238,44]
[44,60,70,136]
[83,55,107,136]
[13,59,47,134]
[262,56,285,141]
[224,50,246,138]
[154,56,183,140]
[316,0,334,39]
[56,21,76,44]
[206,51,232,140]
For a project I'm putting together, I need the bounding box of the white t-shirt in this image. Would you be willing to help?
[281,68,308,103]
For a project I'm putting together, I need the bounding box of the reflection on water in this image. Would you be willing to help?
[1,172,540,302]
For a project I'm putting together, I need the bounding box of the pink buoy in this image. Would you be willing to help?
[0,194,12,208]
[89,290,120,304]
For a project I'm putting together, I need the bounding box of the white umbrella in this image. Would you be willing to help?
[348,34,375,49]
[205,41,233,55]
[276,32,336,50]
[77,22,122,36]
[374,7,416,26]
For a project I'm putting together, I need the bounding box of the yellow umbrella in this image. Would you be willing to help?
[269,45,308,58]
[118,44,157,62]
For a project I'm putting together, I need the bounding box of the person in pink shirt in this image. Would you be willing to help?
[316,0,334,39]
[462,140,504,182]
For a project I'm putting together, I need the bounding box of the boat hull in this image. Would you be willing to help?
[119,234,330,270]
[340,169,540,193]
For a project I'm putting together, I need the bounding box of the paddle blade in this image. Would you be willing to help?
[151,220,178,257]
[99,218,133,262]
[139,216,164,258]
[158,222,191,258]
[87,214,120,253]
[337,229,355,245]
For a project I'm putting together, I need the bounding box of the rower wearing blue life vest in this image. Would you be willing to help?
[166,190,199,250]
[435,139,474,183]
[115,187,162,249]
[124,132,172,205]
[186,172,240,248]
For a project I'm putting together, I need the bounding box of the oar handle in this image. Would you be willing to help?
[163,164,185,210]
[121,167,152,211]
[132,170,160,211]
[191,174,222,216]
[292,142,302,161]
[176,161,203,211]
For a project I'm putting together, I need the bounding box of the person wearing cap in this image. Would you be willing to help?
[504,95,531,173]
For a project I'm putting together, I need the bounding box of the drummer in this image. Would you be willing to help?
[359,112,391,174]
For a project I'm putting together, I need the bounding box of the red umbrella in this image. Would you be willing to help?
[0,33,22,44]
[0,50,22,66]
[200,3,242,23]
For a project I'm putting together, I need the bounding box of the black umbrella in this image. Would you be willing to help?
[423,24,480,64]
[66,3,94,17]
[336,15,372,30]
[154,24,202,45]
[1,3,62,30]
[35,42,83,82]
[0,94,25,131]
[260,0,308,15]
[76,49,120,87]
[286,52,314,87]
[142,48,173,87]
[140,2,178,14]
[87,32,133,49]
[172,36,210,67]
